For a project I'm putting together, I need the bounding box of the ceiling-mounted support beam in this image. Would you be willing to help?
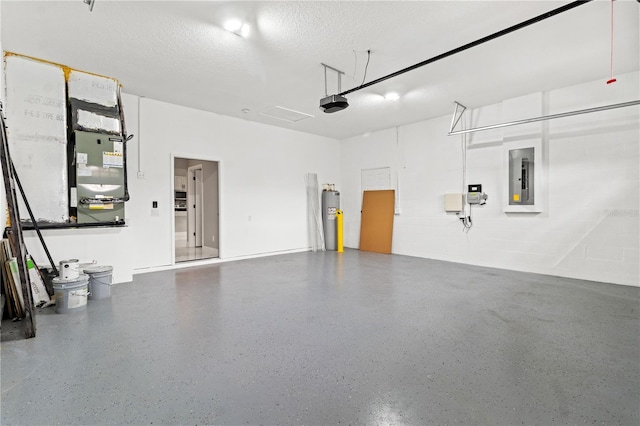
[338,0,592,97]
[448,99,640,136]
[449,102,467,134]
[321,63,345,96]
[320,64,349,113]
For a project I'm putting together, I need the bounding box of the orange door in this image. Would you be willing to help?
[359,190,395,254]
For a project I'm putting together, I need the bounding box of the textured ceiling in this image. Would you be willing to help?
[1,1,639,140]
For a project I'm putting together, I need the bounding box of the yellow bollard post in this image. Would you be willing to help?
[336,209,344,253]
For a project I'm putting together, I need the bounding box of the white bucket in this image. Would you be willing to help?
[59,259,80,280]
[52,274,89,314]
[83,266,113,300]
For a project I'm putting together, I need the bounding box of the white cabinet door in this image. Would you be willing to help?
[175,176,187,190]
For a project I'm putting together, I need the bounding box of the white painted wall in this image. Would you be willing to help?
[123,94,341,271]
[23,227,133,284]
[341,71,639,286]
[5,92,340,283]
[1,43,636,287]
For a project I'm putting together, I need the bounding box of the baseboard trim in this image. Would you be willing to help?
[133,247,310,275]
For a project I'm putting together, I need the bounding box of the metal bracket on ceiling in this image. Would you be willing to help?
[448,99,640,136]
[449,102,467,135]
[321,63,345,97]
[84,0,95,12]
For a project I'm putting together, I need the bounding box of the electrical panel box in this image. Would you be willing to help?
[74,130,125,223]
[509,147,534,205]
[444,193,464,212]
[467,184,487,205]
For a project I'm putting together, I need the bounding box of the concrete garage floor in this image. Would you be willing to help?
[1,250,639,425]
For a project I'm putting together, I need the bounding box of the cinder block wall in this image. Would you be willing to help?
[341,71,639,286]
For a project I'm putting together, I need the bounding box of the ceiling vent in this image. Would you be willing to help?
[259,106,314,123]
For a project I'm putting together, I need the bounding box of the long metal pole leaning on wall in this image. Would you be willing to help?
[448,100,640,136]
[0,103,36,338]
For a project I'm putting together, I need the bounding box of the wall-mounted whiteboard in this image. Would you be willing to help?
[4,54,69,222]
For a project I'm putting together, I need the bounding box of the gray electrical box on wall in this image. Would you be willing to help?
[74,130,126,223]
[509,147,535,205]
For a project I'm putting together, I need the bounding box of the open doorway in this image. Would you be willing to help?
[174,157,219,262]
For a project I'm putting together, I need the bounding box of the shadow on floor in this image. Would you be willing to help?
[1,305,57,342]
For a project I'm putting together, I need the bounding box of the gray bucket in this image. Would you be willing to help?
[83,266,113,300]
[52,274,90,314]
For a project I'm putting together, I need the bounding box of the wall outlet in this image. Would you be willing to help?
[212,236,215,242]
[137,171,145,179]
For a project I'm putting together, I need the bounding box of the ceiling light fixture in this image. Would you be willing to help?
[224,20,241,32]
[384,92,400,101]
[224,19,250,37]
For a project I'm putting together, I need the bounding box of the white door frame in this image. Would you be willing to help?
[170,153,223,265]
[187,164,203,248]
